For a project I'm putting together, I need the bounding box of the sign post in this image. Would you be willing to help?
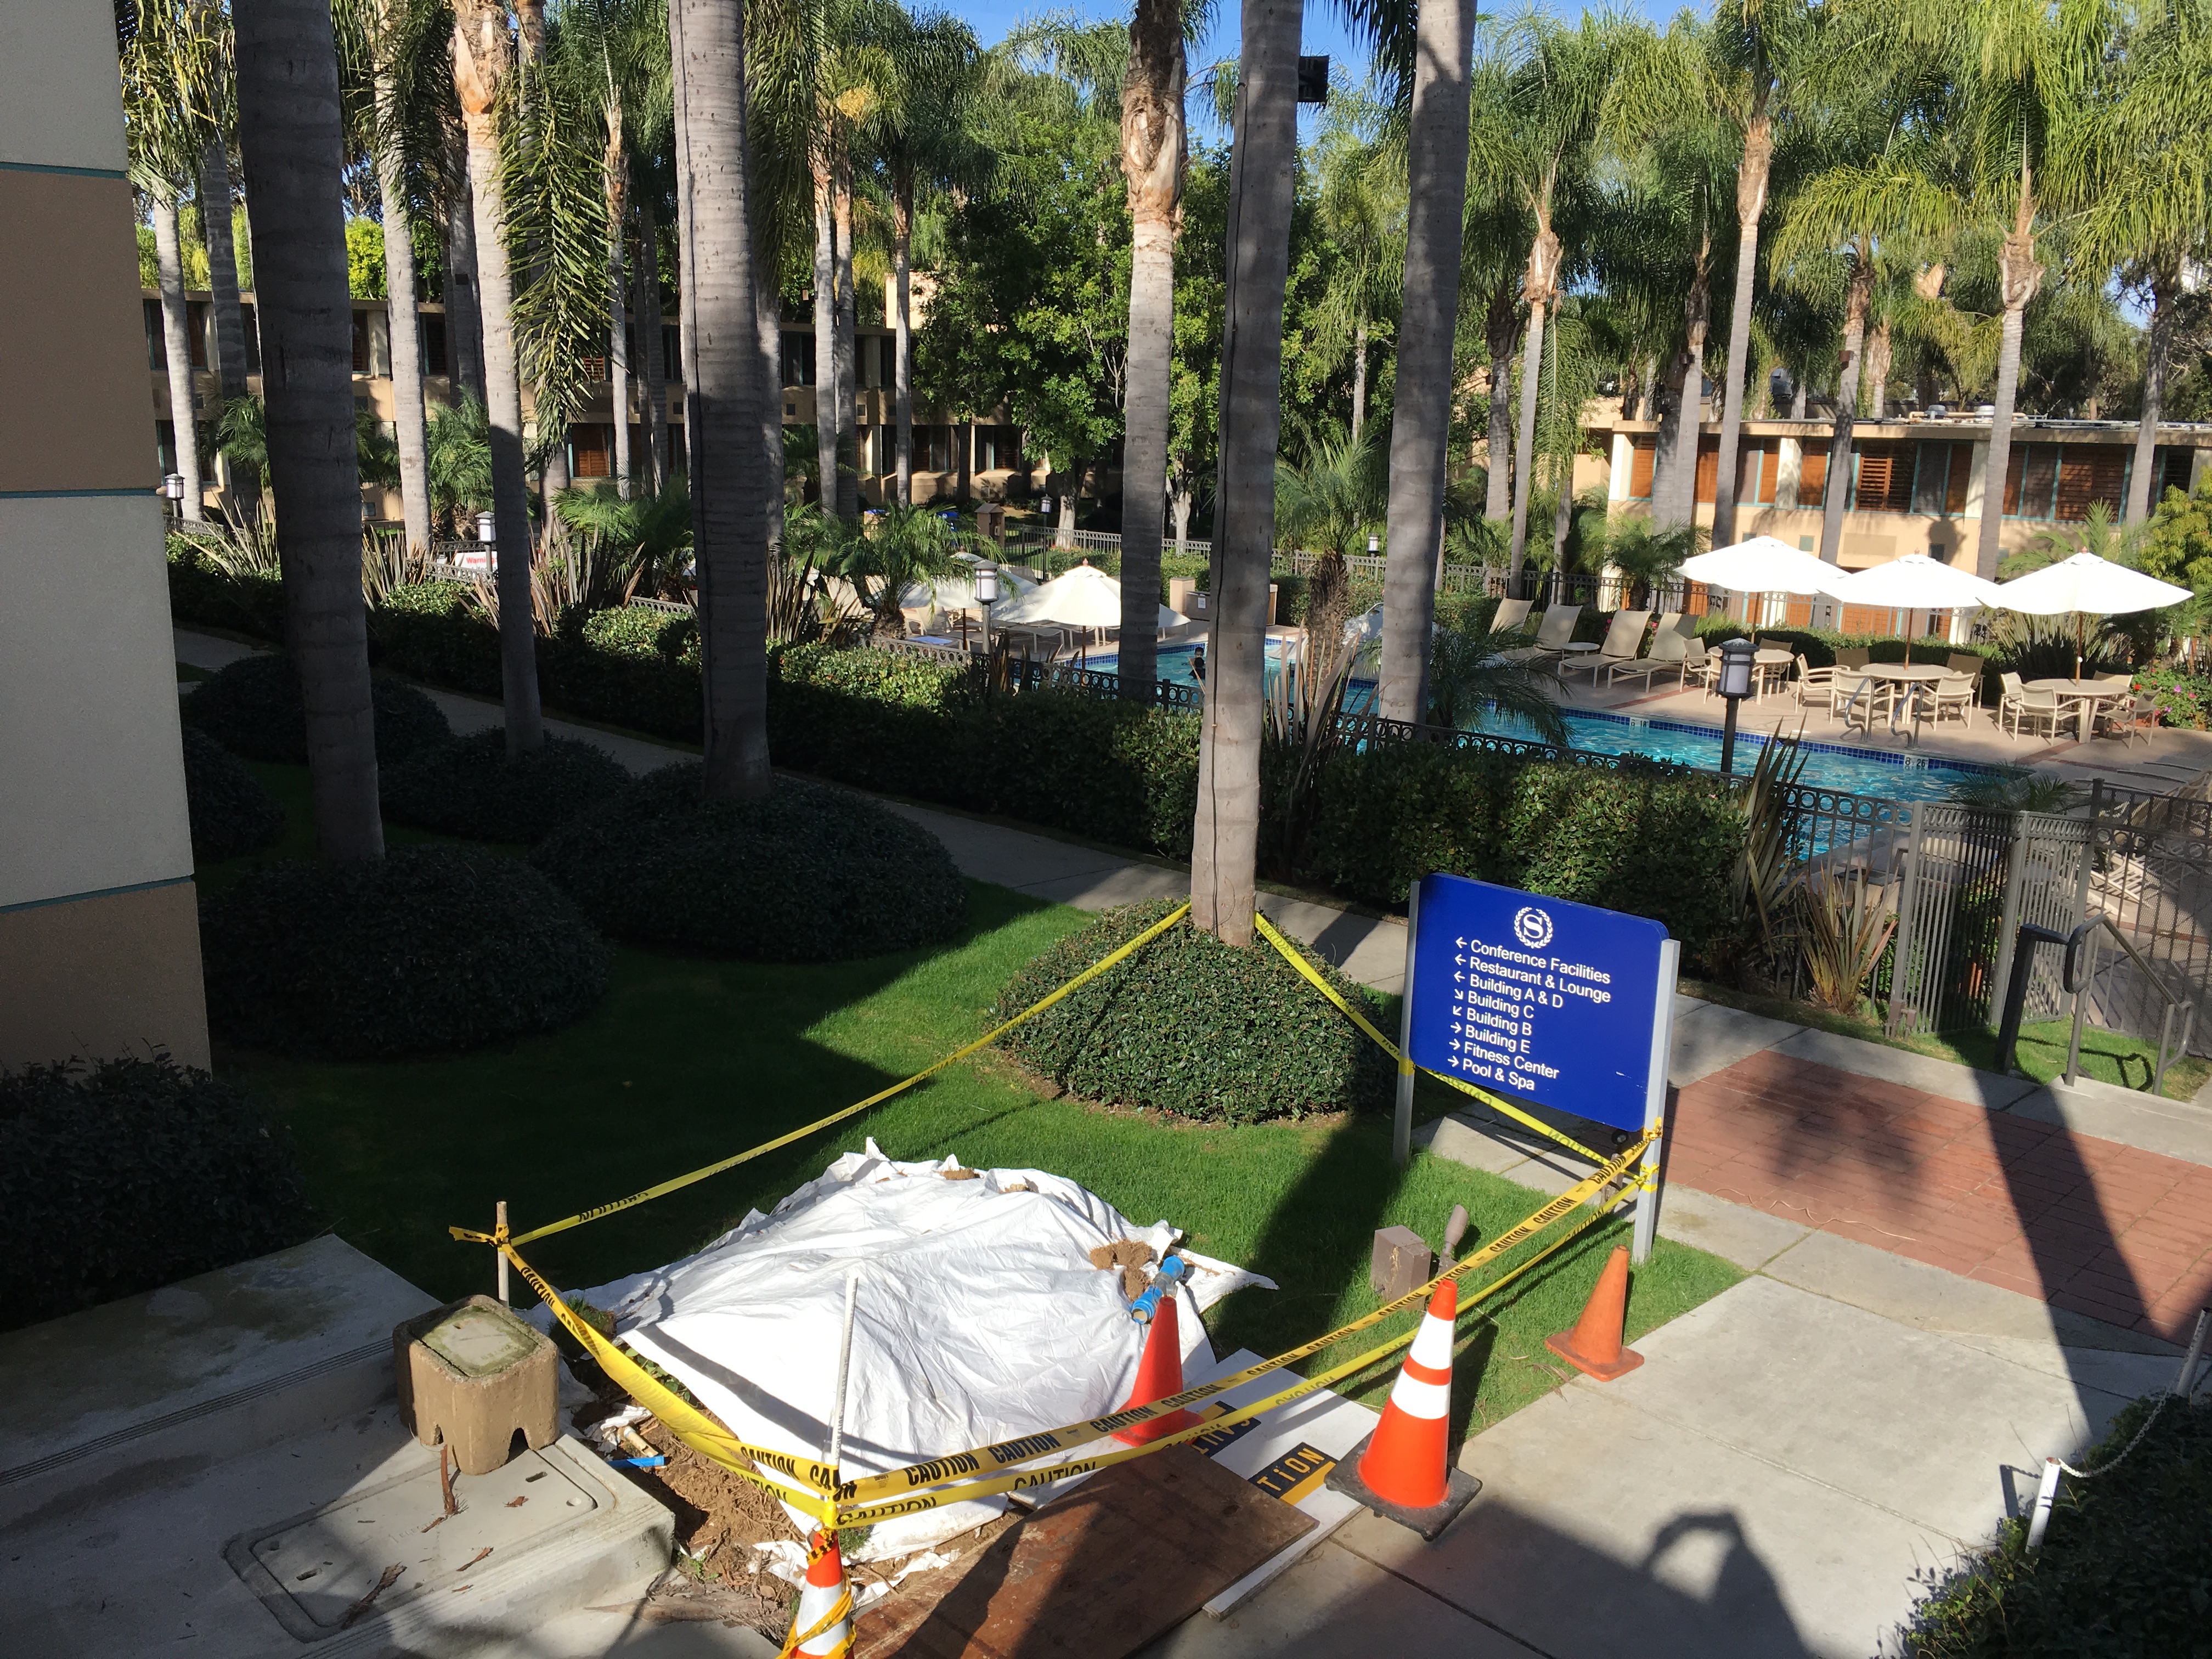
[1401,874,1679,1261]
[1392,881,1421,1169]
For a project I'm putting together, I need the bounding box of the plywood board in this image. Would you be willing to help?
[855,1446,1313,1658]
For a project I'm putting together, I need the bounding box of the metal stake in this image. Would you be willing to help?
[495,1201,509,1306]
[1392,882,1421,1169]
[826,1271,860,1472]
[2024,1457,2063,1551]
[1632,940,1680,1266]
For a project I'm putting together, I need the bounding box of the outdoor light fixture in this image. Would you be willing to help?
[973,565,999,654]
[162,472,186,505]
[1367,533,1380,555]
[476,510,498,544]
[1716,636,1757,775]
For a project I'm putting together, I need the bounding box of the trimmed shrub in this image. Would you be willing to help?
[381,729,632,844]
[539,606,704,741]
[181,726,285,862]
[534,765,968,961]
[1305,744,1746,955]
[200,845,611,1057]
[993,899,1395,1124]
[167,535,287,639]
[0,1059,320,1333]
[181,653,453,766]
[372,580,501,696]
[1903,1395,2211,1658]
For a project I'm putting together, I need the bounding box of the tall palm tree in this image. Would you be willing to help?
[1191,0,1298,945]
[191,4,252,410]
[670,0,774,798]
[1308,87,1403,447]
[452,0,545,752]
[1373,0,1477,725]
[1116,0,1186,704]
[360,0,438,558]
[233,0,383,862]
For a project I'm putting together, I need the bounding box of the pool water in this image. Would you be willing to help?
[1088,643,2003,803]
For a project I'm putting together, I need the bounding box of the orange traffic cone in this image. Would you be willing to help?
[1325,1278,1482,1539]
[788,1527,852,1658]
[1114,1292,1203,1445]
[1544,1245,1644,1381]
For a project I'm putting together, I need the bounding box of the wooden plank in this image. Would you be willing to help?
[856,1447,1316,1659]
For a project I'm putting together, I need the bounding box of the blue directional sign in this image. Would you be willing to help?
[1405,873,1672,1130]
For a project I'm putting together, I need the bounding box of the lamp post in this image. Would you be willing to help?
[475,510,497,572]
[162,473,187,521]
[973,563,999,658]
[1716,636,1757,775]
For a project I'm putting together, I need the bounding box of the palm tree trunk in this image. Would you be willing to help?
[812,167,837,511]
[233,0,382,864]
[443,123,487,404]
[758,286,785,529]
[373,49,433,561]
[1975,205,2044,580]
[1375,0,1476,725]
[894,169,916,507]
[1862,319,1891,422]
[1650,349,1689,511]
[669,0,772,800]
[1551,454,1574,565]
[633,193,668,492]
[2128,268,2174,524]
[604,115,633,501]
[1484,282,1516,522]
[198,138,250,403]
[1818,257,1874,568]
[833,151,859,520]
[454,0,544,753]
[1657,241,1713,532]
[151,188,205,523]
[1119,0,1186,706]
[1505,289,1548,569]
[1190,0,1298,945]
[1350,316,1367,442]
[1709,112,1770,551]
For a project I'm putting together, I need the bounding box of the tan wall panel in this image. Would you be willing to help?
[0,173,161,494]
[0,494,191,907]
[0,883,210,1073]
[0,7,128,172]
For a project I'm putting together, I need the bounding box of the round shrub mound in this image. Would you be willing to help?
[992,899,1395,1124]
[182,725,286,862]
[182,652,453,766]
[200,844,611,1058]
[533,765,968,961]
[0,1058,320,1333]
[381,729,633,844]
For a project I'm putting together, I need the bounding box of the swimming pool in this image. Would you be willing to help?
[1086,642,2007,803]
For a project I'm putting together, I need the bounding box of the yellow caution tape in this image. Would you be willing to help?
[1250,909,1611,1167]
[454,902,1193,1251]
[833,1130,1654,1511]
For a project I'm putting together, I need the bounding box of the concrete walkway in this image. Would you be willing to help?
[173,629,2204,1658]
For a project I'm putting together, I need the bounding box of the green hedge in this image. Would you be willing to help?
[180,653,453,766]
[167,537,287,639]
[533,765,968,962]
[993,899,1396,1123]
[1904,1395,2211,1657]
[0,1059,320,1333]
[200,845,611,1058]
[381,729,633,844]
[181,726,285,862]
[1304,743,1745,953]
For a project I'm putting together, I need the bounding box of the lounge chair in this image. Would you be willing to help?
[1493,597,1536,634]
[1561,609,1651,682]
[1606,612,1694,690]
[1500,603,1582,663]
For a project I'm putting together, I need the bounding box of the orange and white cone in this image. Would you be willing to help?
[1357,1279,1458,1509]
[786,1527,852,1658]
[1114,1293,1203,1446]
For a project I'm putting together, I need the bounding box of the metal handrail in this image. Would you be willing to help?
[2061,913,2198,1093]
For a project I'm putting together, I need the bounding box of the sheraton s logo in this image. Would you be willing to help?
[1513,905,1554,950]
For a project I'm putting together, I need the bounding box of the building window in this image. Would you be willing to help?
[1626,436,1655,500]
[241,303,259,374]
[187,301,210,368]
[782,331,814,386]
[1735,439,1780,505]
[663,324,681,382]
[1797,447,1829,508]
[1692,436,1722,504]
[422,313,449,377]
[2055,446,2126,522]
[2003,447,2059,518]
[2156,445,2196,501]
[351,310,370,373]
[1852,441,1915,513]
[1910,441,1974,516]
[570,424,611,479]
[144,297,165,370]
[976,425,1021,472]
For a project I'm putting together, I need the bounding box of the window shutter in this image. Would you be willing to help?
[1629,438,1655,499]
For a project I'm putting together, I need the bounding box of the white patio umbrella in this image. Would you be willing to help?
[989,561,1184,631]
[1993,552,2191,680]
[1677,535,1841,596]
[1817,554,2006,661]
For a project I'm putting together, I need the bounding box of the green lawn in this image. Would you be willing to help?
[208,765,1741,1435]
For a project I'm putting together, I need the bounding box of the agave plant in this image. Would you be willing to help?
[1732,725,1813,952]
[1798,868,1897,1016]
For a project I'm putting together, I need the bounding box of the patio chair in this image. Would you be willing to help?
[1999,671,2061,741]
[1606,612,1694,690]
[1492,597,1536,634]
[1562,609,1651,682]
[2094,691,2152,747]
[1681,635,1718,693]
[1500,603,1582,663]
[1791,654,1836,716]
[1835,646,1871,669]
[1832,670,1884,732]
[1926,671,1977,728]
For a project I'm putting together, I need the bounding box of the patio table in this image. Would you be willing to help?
[2024,678,2134,742]
[1838,663,1950,740]
[1753,647,1794,697]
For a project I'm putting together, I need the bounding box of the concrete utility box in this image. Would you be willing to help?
[1370,1226,1434,1302]
[395,1295,558,1476]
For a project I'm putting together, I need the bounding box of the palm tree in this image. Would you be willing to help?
[452,0,545,752]
[1373,0,1477,725]
[1276,421,1387,557]
[1191,0,1299,946]
[670,0,775,799]
[1307,87,1402,446]
[362,0,437,560]
[192,7,252,410]
[1116,0,1186,704]
[232,0,383,862]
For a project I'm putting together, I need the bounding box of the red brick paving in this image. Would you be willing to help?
[1670,1049,2212,1341]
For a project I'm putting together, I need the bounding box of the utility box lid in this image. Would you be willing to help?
[419,1301,543,1380]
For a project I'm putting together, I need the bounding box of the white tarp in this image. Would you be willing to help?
[543,1140,1272,1556]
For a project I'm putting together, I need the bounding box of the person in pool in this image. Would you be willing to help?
[1191,644,1206,682]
